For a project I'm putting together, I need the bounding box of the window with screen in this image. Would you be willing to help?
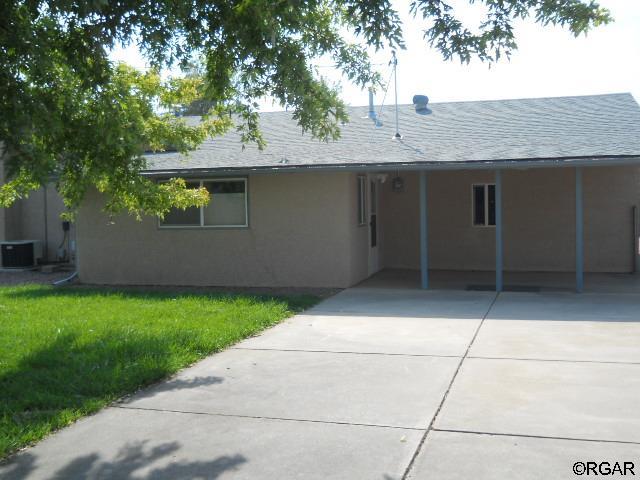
[202,180,247,226]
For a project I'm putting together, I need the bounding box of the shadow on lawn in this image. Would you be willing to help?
[0,285,319,459]
[0,332,225,459]
[0,441,247,479]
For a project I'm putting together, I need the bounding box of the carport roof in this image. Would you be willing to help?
[144,93,640,175]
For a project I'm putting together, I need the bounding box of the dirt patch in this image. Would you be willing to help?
[0,268,340,298]
[0,269,75,286]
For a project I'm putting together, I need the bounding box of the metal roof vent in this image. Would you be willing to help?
[413,95,432,115]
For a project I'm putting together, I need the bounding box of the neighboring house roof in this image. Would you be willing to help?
[144,93,640,174]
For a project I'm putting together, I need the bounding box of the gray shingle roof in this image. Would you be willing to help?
[145,93,640,173]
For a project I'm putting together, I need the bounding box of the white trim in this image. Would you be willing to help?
[158,177,249,229]
[471,183,496,228]
[357,175,367,226]
[367,174,380,275]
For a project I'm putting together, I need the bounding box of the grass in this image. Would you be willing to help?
[0,284,319,459]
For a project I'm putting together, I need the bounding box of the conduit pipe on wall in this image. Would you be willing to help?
[52,271,77,286]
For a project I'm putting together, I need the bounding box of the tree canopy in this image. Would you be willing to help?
[0,0,611,218]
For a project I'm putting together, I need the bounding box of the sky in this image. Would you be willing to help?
[110,0,640,109]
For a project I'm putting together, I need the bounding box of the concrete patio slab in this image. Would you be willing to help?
[470,319,640,363]
[407,430,640,480]
[470,293,640,363]
[0,407,423,480]
[123,348,459,429]
[307,287,496,318]
[485,292,640,322]
[236,313,480,356]
[435,358,640,443]
[236,287,492,357]
[361,269,640,293]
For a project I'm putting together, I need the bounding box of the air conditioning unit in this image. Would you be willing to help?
[1,240,43,269]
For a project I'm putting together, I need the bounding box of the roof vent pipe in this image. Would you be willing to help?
[367,88,383,127]
[368,88,376,120]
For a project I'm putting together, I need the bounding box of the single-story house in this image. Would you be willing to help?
[3,93,640,291]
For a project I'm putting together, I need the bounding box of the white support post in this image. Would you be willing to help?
[419,171,429,289]
[495,170,503,292]
[576,167,584,293]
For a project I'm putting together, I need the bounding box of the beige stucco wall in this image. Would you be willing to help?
[18,185,74,261]
[381,166,640,273]
[1,151,74,260]
[77,172,362,288]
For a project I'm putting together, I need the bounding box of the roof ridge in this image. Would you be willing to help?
[346,92,634,109]
[180,93,637,119]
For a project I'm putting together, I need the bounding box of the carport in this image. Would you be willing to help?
[414,162,640,293]
[359,94,640,294]
[376,163,640,294]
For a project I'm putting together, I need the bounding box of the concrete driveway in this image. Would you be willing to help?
[2,288,640,479]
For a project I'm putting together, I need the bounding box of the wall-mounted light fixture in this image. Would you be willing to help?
[392,176,405,193]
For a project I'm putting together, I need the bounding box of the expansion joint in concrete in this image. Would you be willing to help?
[232,346,462,359]
[113,405,425,432]
[431,428,640,446]
[401,292,501,480]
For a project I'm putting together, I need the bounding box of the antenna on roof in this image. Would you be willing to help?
[366,51,431,137]
[391,51,401,140]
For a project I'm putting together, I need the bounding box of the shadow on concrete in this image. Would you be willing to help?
[123,376,224,402]
[0,441,246,480]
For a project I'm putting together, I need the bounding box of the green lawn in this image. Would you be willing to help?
[0,284,318,458]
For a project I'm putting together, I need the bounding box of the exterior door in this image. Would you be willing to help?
[368,176,380,275]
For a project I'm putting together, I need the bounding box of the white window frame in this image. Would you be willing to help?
[357,175,367,226]
[158,177,249,229]
[471,183,496,228]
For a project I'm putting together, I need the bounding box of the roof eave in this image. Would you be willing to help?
[142,155,640,178]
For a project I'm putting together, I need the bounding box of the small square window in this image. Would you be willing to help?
[472,183,496,227]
